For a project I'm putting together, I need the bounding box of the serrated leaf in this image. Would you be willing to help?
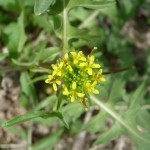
[83,110,108,133]
[137,109,150,132]
[94,122,123,144]
[91,82,150,149]
[34,0,56,15]
[108,78,125,103]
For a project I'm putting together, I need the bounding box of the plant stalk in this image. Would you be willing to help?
[102,66,135,75]
[62,0,68,54]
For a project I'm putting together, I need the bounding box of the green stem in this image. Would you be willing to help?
[62,0,68,54]
[102,66,135,75]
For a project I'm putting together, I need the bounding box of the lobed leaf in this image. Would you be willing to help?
[91,82,150,149]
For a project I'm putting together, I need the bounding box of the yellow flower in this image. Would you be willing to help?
[72,82,77,90]
[45,75,61,91]
[63,86,70,96]
[45,48,105,108]
[95,69,106,82]
[71,51,86,64]
[52,61,64,76]
[79,55,100,75]
[84,81,99,94]
[63,83,85,102]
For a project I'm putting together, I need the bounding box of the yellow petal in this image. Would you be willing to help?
[70,52,77,57]
[80,57,86,61]
[52,64,57,70]
[98,69,102,74]
[63,87,69,95]
[56,80,61,85]
[93,81,97,86]
[58,71,62,76]
[78,51,83,55]
[92,63,100,68]
[72,82,76,90]
[93,89,99,94]
[84,82,90,88]
[48,75,53,80]
[71,95,75,102]
[68,66,73,72]
[52,70,57,76]
[88,68,93,75]
[89,55,94,63]
[73,59,78,64]
[53,83,57,91]
[79,62,87,67]
[59,62,64,68]
[45,79,50,83]
[64,53,68,60]
[100,77,106,82]
[77,93,85,97]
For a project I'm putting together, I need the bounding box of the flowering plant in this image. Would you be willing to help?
[45,48,105,107]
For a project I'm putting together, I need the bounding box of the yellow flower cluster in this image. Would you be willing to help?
[45,49,105,107]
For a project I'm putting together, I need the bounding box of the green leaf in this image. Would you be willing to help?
[33,15,53,31]
[35,47,60,62]
[0,0,16,11]
[52,111,69,129]
[108,78,125,103]
[2,111,50,127]
[51,15,62,30]
[68,0,116,10]
[94,122,123,144]
[20,71,38,105]
[48,0,70,15]
[2,111,69,128]
[12,59,34,66]
[29,75,48,84]
[34,95,57,111]
[83,110,108,133]
[7,11,27,58]
[137,109,150,132]
[62,102,84,123]
[91,82,150,149]
[34,0,56,15]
